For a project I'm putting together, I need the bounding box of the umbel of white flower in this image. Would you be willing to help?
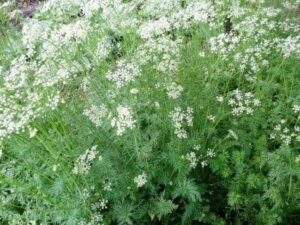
[111,105,136,136]
[170,107,193,139]
[72,145,98,175]
[134,172,147,188]
[167,82,183,99]
[83,104,108,127]
[186,151,198,168]
[228,89,261,116]
[105,60,141,88]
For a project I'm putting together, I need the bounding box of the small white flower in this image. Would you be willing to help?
[167,82,183,99]
[29,127,38,138]
[83,105,108,127]
[293,105,300,114]
[199,51,205,57]
[138,16,171,39]
[207,115,215,122]
[29,220,36,225]
[207,148,216,157]
[274,124,281,131]
[81,188,90,200]
[193,145,201,151]
[72,145,98,175]
[52,164,58,172]
[253,99,261,106]
[271,115,300,145]
[228,89,260,116]
[216,95,224,102]
[96,36,113,60]
[228,129,238,140]
[111,105,136,136]
[130,88,139,94]
[170,107,193,139]
[201,160,208,168]
[106,60,140,88]
[103,181,112,192]
[91,213,103,224]
[186,151,198,168]
[134,172,147,188]
[92,199,108,211]
[99,199,108,210]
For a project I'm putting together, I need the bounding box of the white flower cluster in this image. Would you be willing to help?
[140,0,181,17]
[106,60,141,88]
[89,213,103,225]
[81,0,101,18]
[283,0,300,10]
[235,15,275,38]
[202,148,216,168]
[130,88,139,95]
[45,92,62,110]
[207,9,282,76]
[293,104,300,118]
[193,144,201,151]
[3,55,34,91]
[278,36,300,58]
[134,36,181,74]
[138,16,171,39]
[166,82,183,99]
[134,172,147,188]
[207,148,216,157]
[38,0,82,18]
[22,20,51,57]
[170,107,193,139]
[207,115,216,122]
[216,95,224,102]
[270,107,300,145]
[0,0,114,141]
[185,148,216,169]
[72,145,98,175]
[0,92,39,140]
[34,62,75,87]
[209,34,241,59]
[103,180,112,192]
[135,0,215,75]
[270,120,300,145]
[28,127,38,138]
[186,152,198,169]
[83,105,108,127]
[92,199,108,211]
[81,197,108,225]
[0,2,116,141]
[228,89,261,116]
[232,43,272,77]
[97,0,139,30]
[138,0,214,38]
[171,1,214,29]
[96,37,114,60]
[51,19,91,46]
[111,106,136,136]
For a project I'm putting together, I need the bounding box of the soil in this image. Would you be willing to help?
[19,0,39,18]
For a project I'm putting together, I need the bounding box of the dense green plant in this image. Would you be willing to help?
[0,0,299,224]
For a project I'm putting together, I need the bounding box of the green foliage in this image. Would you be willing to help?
[0,0,300,225]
